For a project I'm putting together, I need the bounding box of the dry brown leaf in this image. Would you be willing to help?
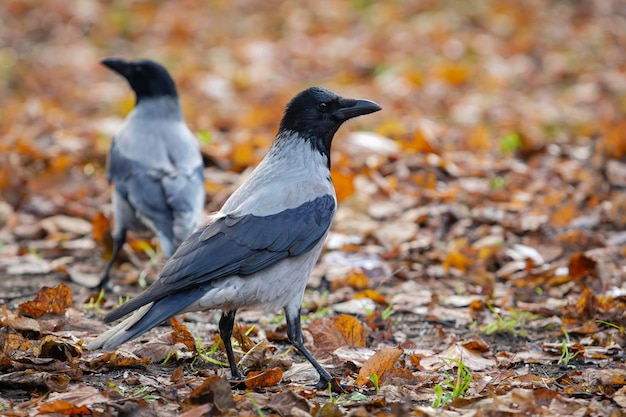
[568,253,597,280]
[244,367,283,389]
[170,366,184,383]
[355,347,403,387]
[309,314,367,356]
[184,375,235,413]
[1,305,40,334]
[170,317,197,353]
[442,252,474,272]
[0,370,69,392]
[36,335,82,361]
[87,351,151,370]
[91,211,111,249]
[178,404,213,417]
[597,368,626,386]
[562,287,599,328]
[381,367,415,384]
[18,283,72,317]
[38,400,92,415]
[421,343,495,371]
[238,339,276,373]
[0,326,30,355]
[265,390,311,416]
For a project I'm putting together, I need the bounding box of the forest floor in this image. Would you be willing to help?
[1,0,625,416]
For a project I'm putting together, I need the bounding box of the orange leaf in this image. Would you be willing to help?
[308,314,366,355]
[568,253,597,280]
[331,314,367,347]
[354,289,387,304]
[244,367,283,389]
[38,399,92,415]
[91,211,111,247]
[232,140,257,172]
[413,172,437,190]
[49,154,75,173]
[170,317,197,353]
[330,168,355,202]
[551,203,577,227]
[466,125,492,151]
[404,128,438,153]
[330,271,370,291]
[600,120,626,159]
[442,252,473,272]
[356,347,403,387]
[18,284,72,317]
[170,366,184,383]
[434,62,471,85]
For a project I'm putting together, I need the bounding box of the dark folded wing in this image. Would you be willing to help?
[105,194,336,322]
[108,141,204,244]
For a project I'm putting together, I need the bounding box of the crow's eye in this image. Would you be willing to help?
[318,102,328,112]
[134,65,143,73]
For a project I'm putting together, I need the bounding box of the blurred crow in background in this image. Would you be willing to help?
[98,58,205,290]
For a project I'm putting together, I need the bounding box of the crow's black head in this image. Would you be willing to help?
[279,87,381,162]
[101,58,178,103]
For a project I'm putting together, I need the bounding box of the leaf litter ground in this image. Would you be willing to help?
[1,0,626,416]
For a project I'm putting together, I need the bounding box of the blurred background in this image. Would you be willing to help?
[0,0,624,290]
[1,0,624,205]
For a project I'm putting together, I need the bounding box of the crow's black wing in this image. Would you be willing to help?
[105,194,336,322]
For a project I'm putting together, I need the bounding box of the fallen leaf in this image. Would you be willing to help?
[265,390,311,416]
[355,347,403,387]
[238,339,275,373]
[0,370,69,392]
[38,399,92,415]
[91,211,112,250]
[330,271,370,291]
[0,326,30,355]
[309,314,367,356]
[18,284,72,317]
[244,367,283,389]
[170,317,197,353]
[568,253,597,280]
[170,366,184,383]
[442,252,473,272]
[354,289,387,304]
[421,343,495,371]
[1,305,41,334]
[178,404,213,417]
[184,375,235,413]
[36,335,82,361]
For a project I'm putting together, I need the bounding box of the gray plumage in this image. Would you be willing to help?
[98,58,205,290]
[88,87,381,388]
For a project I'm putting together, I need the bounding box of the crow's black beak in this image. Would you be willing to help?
[334,99,382,121]
[101,58,133,78]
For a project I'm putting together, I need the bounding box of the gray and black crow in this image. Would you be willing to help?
[88,87,381,388]
[98,58,205,290]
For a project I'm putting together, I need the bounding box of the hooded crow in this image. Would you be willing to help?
[88,87,381,388]
[98,58,205,290]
